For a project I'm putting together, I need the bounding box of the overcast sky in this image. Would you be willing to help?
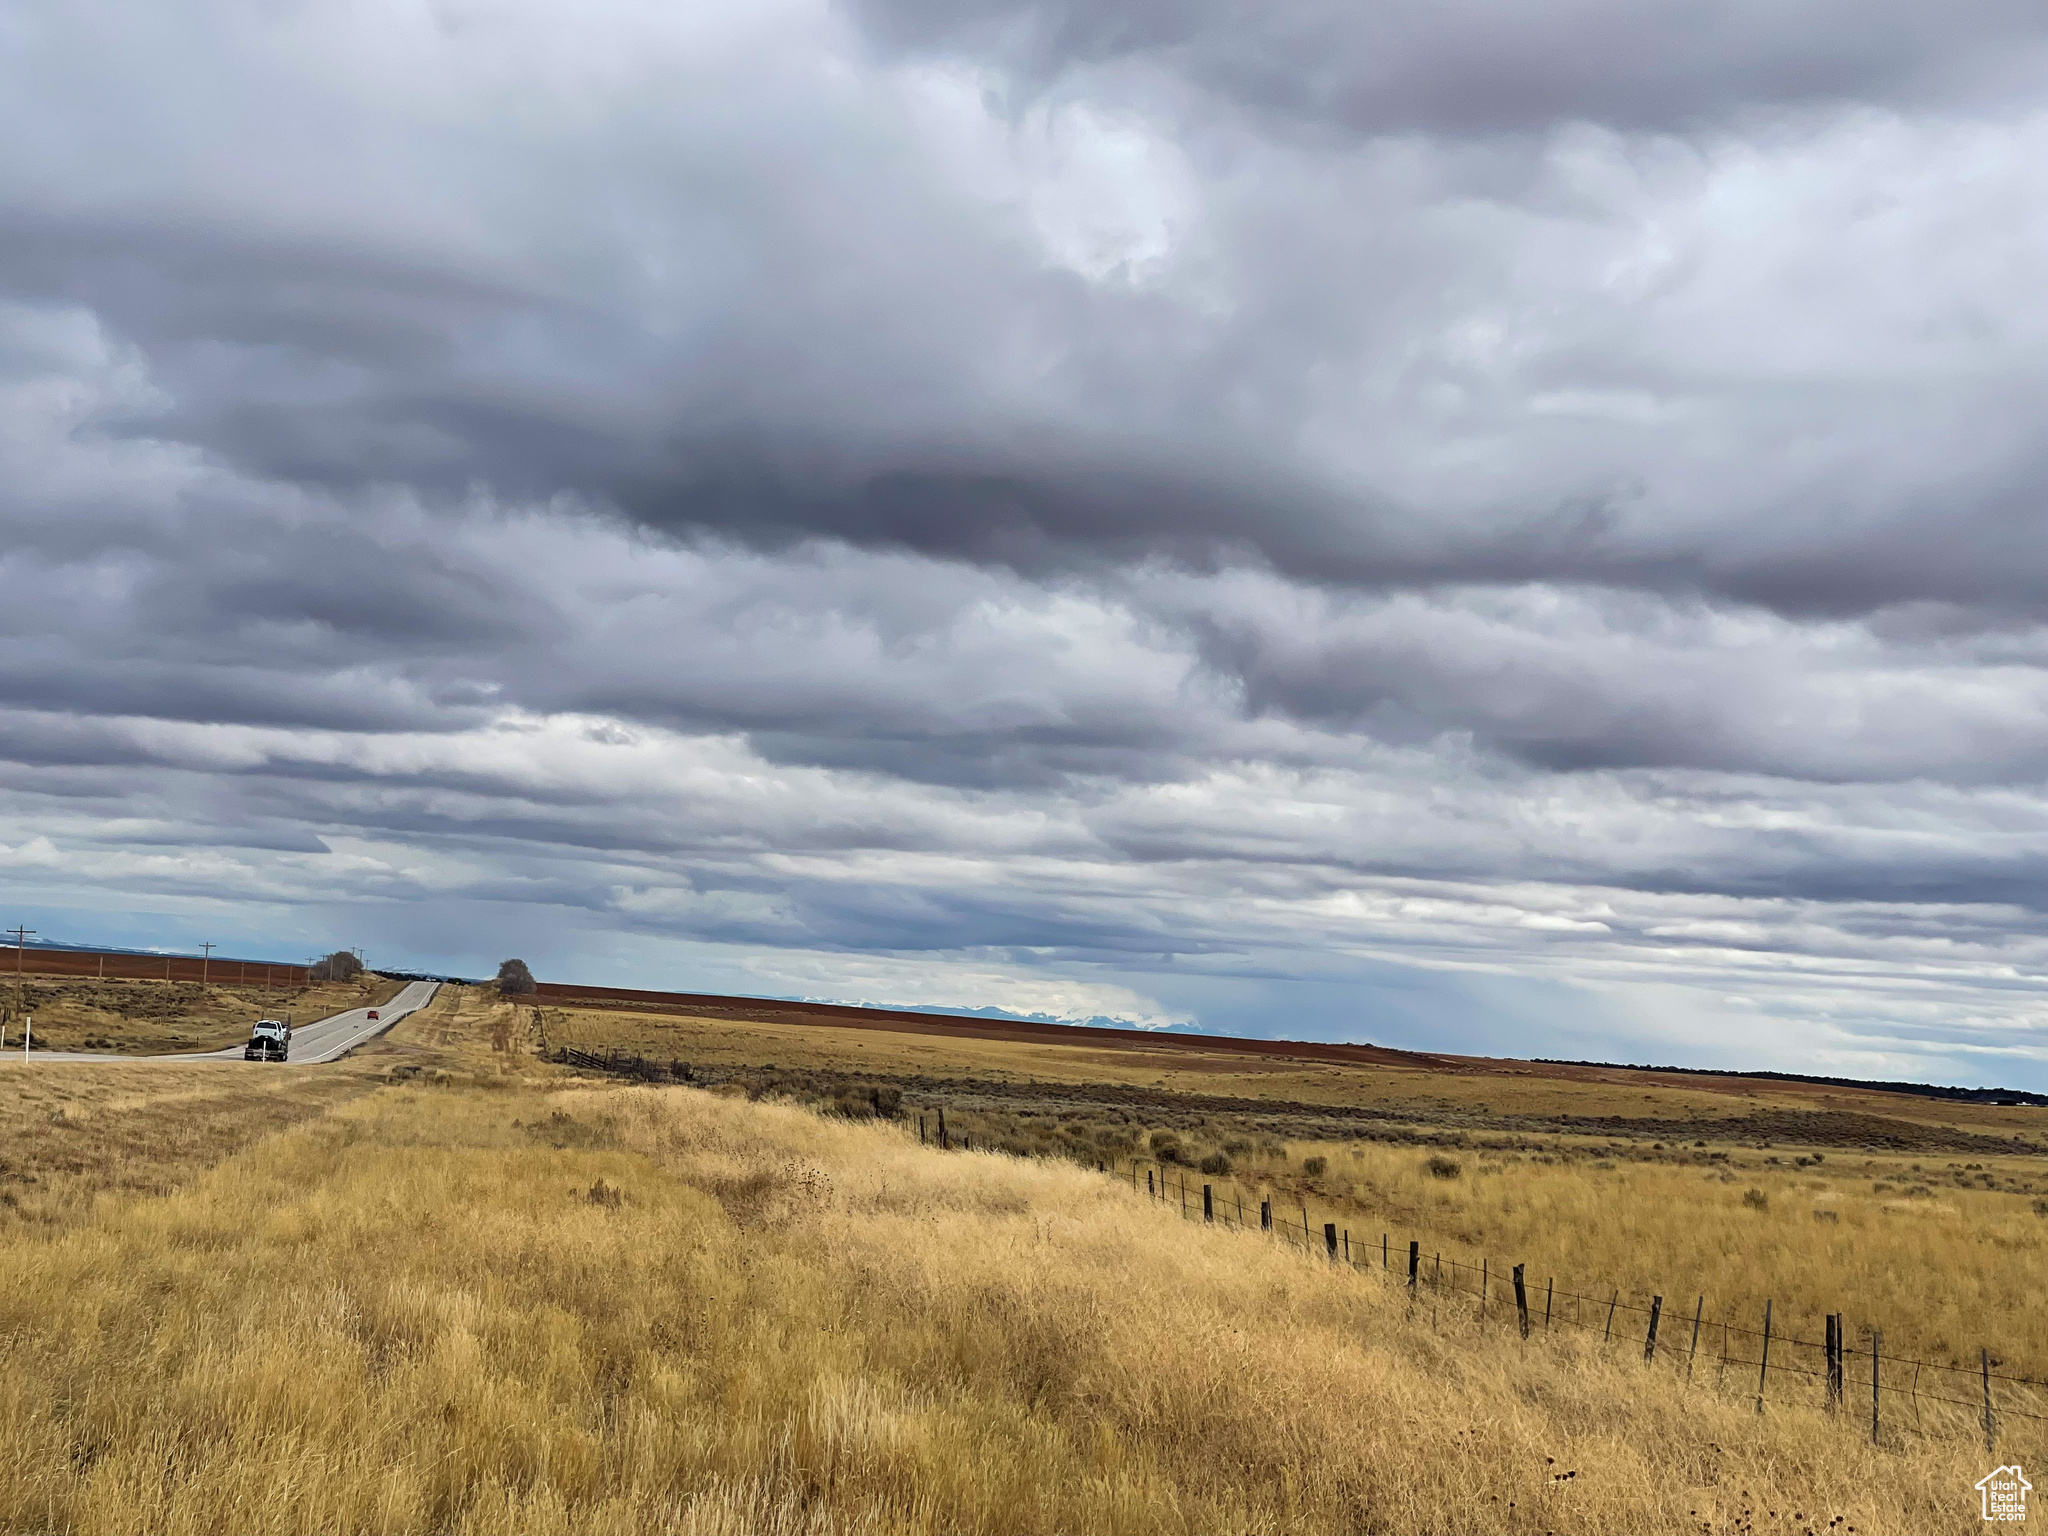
[3,0,2046,1084]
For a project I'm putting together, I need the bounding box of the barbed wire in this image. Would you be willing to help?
[1124,1154,2048,1411]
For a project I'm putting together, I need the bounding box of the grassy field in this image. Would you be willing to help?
[0,986,2031,1530]
[532,999,2048,1388]
[0,972,409,1055]
[534,998,2048,1142]
[0,1056,387,1232]
[0,989,1998,1533]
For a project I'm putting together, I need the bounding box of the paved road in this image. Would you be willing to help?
[24,979,440,1065]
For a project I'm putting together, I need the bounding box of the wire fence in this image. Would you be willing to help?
[1112,1154,2045,1457]
[551,1045,2040,1458]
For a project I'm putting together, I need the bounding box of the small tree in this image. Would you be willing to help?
[309,950,363,982]
[496,958,536,996]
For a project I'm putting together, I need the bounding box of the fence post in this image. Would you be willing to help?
[1604,1289,1619,1343]
[1545,1277,1553,1331]
[1261,1198,1272,1230]
[1408,1240,1420,1288]
[1644,1296,1663,1364]
[1382,1232,1388,1271]
[1481,1259,1488,1317]
[938,1107,948,1149]
[1756,1299,1773,1414]
[1872,1328,1882,1445]
[1237,1192,1245,1226]
[1343,1229,1350,1263]
[1203,1184,1214,1223]
[1825,1315,1840,1409]
[1983,1347,1995,1454]
[1513,1263,1529,1338]
[1147,1168,1155,1198]
[1180,1177,1188,1219]
[1324,1222,1338,1259]
[1688,1296,1704,1380]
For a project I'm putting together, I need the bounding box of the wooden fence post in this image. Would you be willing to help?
[1408,1240,1420,1288]
[1756,1299,1773,1414]
[1545,1277,1553,1331]
[1871,1328,1882,1445]
[1604,1289,1619,1343]
[1825,1315,1840,1409]
[1983,1347,1995,1454]
[918,1113,927,1145]
[1147,1168,1155,1198]
[938,1107,948,1149]
[1687,1296,1704,1380]
[1324,1222,1338,1259]
[1513,1263,1529,1338]
[1382,1233,1388,1270]
[1481,1259,1488,1316]
[1644,1296,1663,1364]
[1261,1198,1272,1230]
[1343,1229,1350,1263]
[1203,1185,1214,1223]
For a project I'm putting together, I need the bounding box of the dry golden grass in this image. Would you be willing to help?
[0,1058,385,1231]
[1,972,410,1054]
[0,981,473,1233]
[1149,1135,2048,1392]
[0,1003,2010,1534]
[534,1000,2048,1391]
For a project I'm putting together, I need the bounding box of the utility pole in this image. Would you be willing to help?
[200,942,215,988]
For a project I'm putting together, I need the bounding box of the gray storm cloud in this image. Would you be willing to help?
[0,0,2044,1082]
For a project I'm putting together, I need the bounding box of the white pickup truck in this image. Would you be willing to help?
[243,1019,292,1062]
